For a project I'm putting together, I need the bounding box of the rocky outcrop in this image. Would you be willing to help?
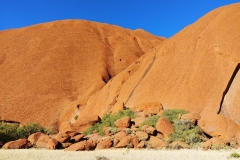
[0,20,164,129]
[75,3,240,134]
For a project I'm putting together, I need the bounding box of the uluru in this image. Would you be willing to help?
[1,2,240,145]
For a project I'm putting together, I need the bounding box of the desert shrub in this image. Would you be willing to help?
[168,119,207,146]
[162,109,188,124]
[83,108,136,136]
[139,115,160,129]
[0,122,19,143]
[0,122,54,143]
[74,115,78,120]
[229,152,240,158]
[16,123,53,138]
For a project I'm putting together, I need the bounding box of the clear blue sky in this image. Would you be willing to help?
[0,0,239,38]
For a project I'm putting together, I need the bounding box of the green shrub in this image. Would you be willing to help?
[0,122,54,143]
[83,108,136,136]
[139,115,160,129]
[162,109,188,124]
[229,152,240,158]
[74,115,78,120]
[168,119,207,146]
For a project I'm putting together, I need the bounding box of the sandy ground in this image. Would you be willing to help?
[0,148,240,160]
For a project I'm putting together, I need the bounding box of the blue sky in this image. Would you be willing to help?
[0,0,239,38]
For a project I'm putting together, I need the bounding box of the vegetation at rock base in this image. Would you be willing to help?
[167,119,207,146]
[139,115,160,129]
[162,109,188,124]
[229,152,240,158]
[83,108,136,136]
[0,122,54,143]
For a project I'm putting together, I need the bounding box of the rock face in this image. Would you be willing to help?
[1,2,240,135]
[75,3,240,132]
[0,20,164,129]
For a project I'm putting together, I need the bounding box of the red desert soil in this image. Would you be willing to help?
[0,20,164,129]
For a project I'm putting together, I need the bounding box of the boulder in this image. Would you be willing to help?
[198,114,240,143]
[3,138,32,149]
[86,139,97,150]
[156,118,174,138]
[47,138,59,150]
[28,132,44,145]
[137,141,146,148]
[179,112,201,124]
[114,116,131,128]
[35,134,51,148]
[131,137,139,148]
[96,138,112,149]
[135,131,149,141]
[148,136,166,149]
[114,131,128,141]
[65,141,87,151]
[132,117,146,127]
[115,135,132,148]
[55,132,71,143]
[70,134,84,142]
[141,125,157,135]
[61,142,72,148]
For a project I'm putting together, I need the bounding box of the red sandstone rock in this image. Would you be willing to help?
[47,138,59,150]
[70,134,84,142]
[114,131,128,141]
[137,141,146,148]
[0,20,163,130]
[96,138,112,149]
[131,137,139,148]
[141,125,157,135]
[35,134,51,148]
[76,3,240,135]
[55,133,71,143]
[3,138,32,149]
[65,141,87,151]
[28,132,44,145]
[156,118,174,138]
[180,112,201,124]
[198,114,240,143]
[135,131,149,141]
[115,135,132,148]
[114,116,131,128]
[149,136,166,148]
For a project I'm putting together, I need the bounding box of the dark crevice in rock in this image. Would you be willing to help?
[125,54,156,104]
[218,63,240,114]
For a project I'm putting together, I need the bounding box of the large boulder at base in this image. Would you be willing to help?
[115,135,132,148]
[65,141,87,151]
[155,118,174,138]
[0,20,163,130]
[149,136,166,148]
[114,116,131,128]
[47,138,59,150]
[28,132,44,145]
[198,114,240,143]
[76,3,240,130]
[35,134,51,148]
[96,138,112,149]
[3,138,32,149]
